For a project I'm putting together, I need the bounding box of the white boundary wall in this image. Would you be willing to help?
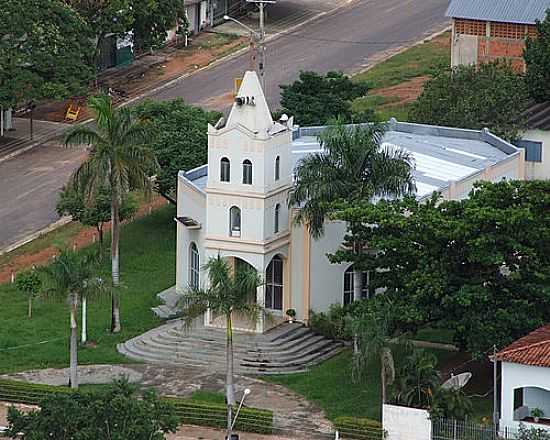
[383,404,432,440]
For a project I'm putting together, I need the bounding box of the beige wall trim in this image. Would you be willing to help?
[205,235,291,254]
[205,184,292,200]
[302,225,311,324]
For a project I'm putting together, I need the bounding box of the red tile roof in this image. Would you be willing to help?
[496,325,550,368]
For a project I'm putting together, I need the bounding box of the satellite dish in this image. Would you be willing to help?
[442,372,472,390]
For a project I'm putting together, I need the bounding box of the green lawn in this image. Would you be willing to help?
[0,205,176,374]
[266,346,455,422]
[353,34,450,89]
[351,32,450,122]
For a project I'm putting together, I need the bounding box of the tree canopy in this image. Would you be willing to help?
[524,10,550,102]
[0,0,94,109]
[409,62,529,141]
[330,180,550,355]
[132,99,222,202]
[57,185,138,246]
[279,71,370,126]
[7,380,178,439]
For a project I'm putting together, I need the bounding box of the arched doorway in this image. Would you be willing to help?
[265,256,283,311]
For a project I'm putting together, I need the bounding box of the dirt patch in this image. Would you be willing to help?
[0,196,169,284]
[431,32,451,48]
[374,76,429,106]
[31,34,246,124]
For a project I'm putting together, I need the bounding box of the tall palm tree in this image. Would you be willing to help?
[352,304,396,408]
[290,121,414,302]
[64,95,158,333]
[177,255,263,438]
[39,251,103,389]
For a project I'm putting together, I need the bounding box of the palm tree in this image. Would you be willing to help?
[177,255,263,437]
[39,251,103,389]
[352,303,396,408]
[393,348,441,408]
[290,121,414,302]
[64,95,158,333]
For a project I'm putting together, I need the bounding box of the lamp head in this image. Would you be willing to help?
[244,388,251,396]
[223,15,230,20]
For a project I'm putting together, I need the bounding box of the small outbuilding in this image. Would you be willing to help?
[497,325,550,433]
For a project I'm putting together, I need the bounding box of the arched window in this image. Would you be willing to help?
[343,266,373,305]
[189,243,200,289]
[275,156,280,181]
[229,206,241,237]
[220,157,230,182]
[266,256,283,310]
[274,204,281,234]
[242,159,253,184]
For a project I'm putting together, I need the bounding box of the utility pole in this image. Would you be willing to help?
[493,345,499,439]
[246,0,275,90]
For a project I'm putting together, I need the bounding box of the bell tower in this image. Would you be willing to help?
[205,71,294,246]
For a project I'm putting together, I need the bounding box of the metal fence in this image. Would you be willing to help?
[432,419,519,440]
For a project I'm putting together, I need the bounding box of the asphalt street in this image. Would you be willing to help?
[150,0,450,109]
[0,0,450,251]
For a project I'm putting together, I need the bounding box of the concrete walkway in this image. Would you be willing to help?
[1,363,333,437]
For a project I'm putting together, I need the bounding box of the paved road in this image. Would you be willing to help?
[151,0,450,109]
[0,143,86,249]
[0,0,449,252]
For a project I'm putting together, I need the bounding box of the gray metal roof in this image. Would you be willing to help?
[446,0,550,24]
[180,121,518,199]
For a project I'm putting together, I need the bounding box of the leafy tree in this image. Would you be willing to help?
[279,71,369,125]
[38,251,103,388]
[132,99,222,203]
[15,270,42,319]
[410,62,529,141]
[56,185,138,250]
[352,296,397,407]
[330,180,550,355]
[131,0,188,52]
[524,10,550,102]
[291,122,414,302]
[66,0,134,66]
[0,0,94,109]
[64,94,159,333]
[6,379,178,439]
[177,256,263,437]
[392,349,440,408]
[430,387,473,420]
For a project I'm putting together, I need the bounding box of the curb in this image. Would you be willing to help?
[0,217,72,257]
[0,139,46,165]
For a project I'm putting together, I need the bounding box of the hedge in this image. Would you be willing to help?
[334,416,385,439]
[0,380,273,435]
[165,397,273,434]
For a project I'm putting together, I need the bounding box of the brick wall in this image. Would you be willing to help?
[452,18,538,72]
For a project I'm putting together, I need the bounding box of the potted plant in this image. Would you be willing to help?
[286,309,296,323]
[531,408,544,423]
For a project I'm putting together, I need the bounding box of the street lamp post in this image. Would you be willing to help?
[224,0,275,90]
[226,388,251,440]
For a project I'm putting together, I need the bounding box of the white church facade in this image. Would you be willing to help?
[175,71,526,333]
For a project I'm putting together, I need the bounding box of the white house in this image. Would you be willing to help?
[497,325,550,434]
[174,70,526,333]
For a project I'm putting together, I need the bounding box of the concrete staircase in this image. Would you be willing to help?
[117,320,344,375]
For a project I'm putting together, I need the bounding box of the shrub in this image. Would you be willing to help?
[309,304,352,340]
[516,424,550,440]
[334,416,385,439]
[430,387,473,421]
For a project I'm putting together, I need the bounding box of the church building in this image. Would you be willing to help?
[174,71,526,333]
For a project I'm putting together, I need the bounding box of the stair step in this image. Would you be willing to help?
[118,317,344,374]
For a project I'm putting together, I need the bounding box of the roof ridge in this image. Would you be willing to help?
[497,338,550,358]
